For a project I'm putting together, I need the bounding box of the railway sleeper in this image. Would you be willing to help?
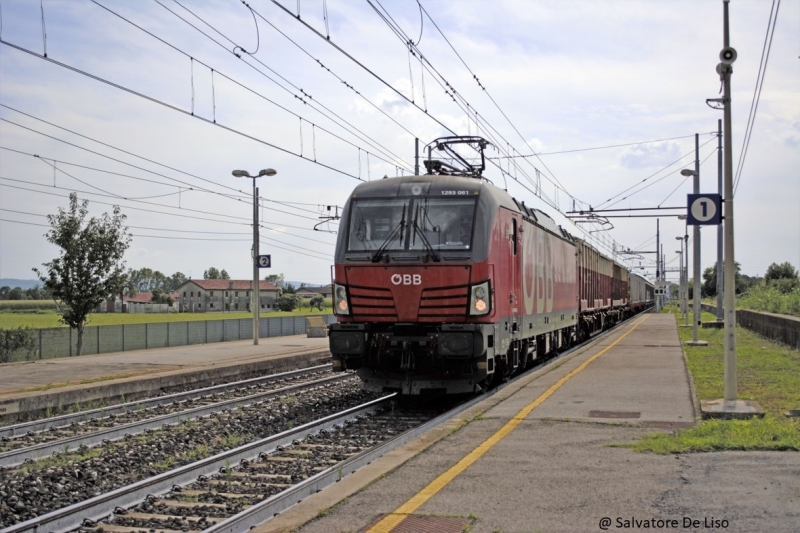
[200,477,291,488]
[117,511,225,524]
[174,489,263,499]
[153,499,228,510]
[86,524,189,533]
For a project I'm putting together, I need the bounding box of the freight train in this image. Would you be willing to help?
[328,137,654,395]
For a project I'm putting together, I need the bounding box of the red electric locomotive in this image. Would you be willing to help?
[328,137,652,395]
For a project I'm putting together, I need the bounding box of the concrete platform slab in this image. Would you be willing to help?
[701,399,765,420]
[252,314,800,533]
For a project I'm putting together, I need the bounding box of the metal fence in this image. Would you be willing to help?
[2,315,337,363]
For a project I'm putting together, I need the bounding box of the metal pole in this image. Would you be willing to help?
[716,118,724,320]
[692,133,701,341]
[679,247,684,317]
[684,233,689,326]
[415,138,420,175]
[656,219,660,312]
[722,0,737,402]
[252,179,260,345]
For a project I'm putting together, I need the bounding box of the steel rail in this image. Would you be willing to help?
[0,364,332,439]
[206,310,655,532]
[206,387,490,533]
[0,372,352,468]
[1,394,396,533]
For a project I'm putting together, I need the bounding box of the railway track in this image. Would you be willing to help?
[0,319,643,532]
[2,394,453,533]
[0,366,338,466]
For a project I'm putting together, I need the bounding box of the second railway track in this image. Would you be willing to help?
[0,366,340,466]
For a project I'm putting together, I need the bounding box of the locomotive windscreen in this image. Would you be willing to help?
[347,197,477,252]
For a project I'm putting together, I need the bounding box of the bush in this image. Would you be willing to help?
[738,285,800,317]
[275,294,300,312]
[768,278,800,295]
[0,327,38,363]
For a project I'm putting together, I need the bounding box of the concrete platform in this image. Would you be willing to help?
[254,314,800,533]
[0,335,330,423]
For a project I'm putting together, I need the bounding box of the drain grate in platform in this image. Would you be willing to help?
[363,514,474,533]
[589,410,641,419]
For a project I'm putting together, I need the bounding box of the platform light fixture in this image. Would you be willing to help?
[232,168,277,345]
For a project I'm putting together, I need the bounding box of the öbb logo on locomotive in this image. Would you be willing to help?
[391,274,422,286]
[327,136,655,396]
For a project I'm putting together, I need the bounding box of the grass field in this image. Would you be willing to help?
[0,306,334,330]
[629,307,800,453]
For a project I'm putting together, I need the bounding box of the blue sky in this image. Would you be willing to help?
[1,0,798,285]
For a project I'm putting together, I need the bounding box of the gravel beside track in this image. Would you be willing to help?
[0,372,348,467]
[83,409,430,533]
[0,379,377,528]
[0,366,334,441]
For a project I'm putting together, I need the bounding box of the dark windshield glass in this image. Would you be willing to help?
[410,197,476,250]
[347,198,408,252]
[347,196,476,253]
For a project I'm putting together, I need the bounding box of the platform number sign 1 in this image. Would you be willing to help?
[687,194,722,226]
[257,255,271,268]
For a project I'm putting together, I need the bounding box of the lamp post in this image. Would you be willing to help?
[675,237,686,322]
[232,168,277,345]
[675,250,683,311]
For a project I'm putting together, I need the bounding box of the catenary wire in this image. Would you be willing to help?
[733,0,780,197]
[0,181,335,237]
[160,0,414,172]
[596,136,718,210]
[94,0,409,174]
[0,109,338,215]
[0,38,365,183]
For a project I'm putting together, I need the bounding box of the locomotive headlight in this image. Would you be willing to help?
[469,280,491,316]
[333,282,350,315]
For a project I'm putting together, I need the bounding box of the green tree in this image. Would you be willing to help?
[25,285,50,300]
[0,286,11,299]
[701,262,754,296]
[127,267,171,292]
[204,267,229,280]
[265,273,285,288]
[169,272,188,291]
[765,262,798,282]
[7,287,24,300]
[310,295,325,311]
[33,193,131,356]
[150,287,173,304]
[283,283,296,294]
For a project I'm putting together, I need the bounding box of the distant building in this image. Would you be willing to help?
[295,288,320,299]
[176,279,280,313]
[98,291,179,313]
[305,284,332,298]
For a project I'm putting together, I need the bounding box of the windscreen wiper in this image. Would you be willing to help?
[371,204,406,263]
[411,203,441,262]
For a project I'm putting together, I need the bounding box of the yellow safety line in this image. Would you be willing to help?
[366,315,650,533]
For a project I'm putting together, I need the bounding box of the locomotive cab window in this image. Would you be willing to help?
[409,197,476,251]
[348,198,408,252]
[347,196,477,253]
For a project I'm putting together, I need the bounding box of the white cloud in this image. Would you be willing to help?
[618,141,682,170]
